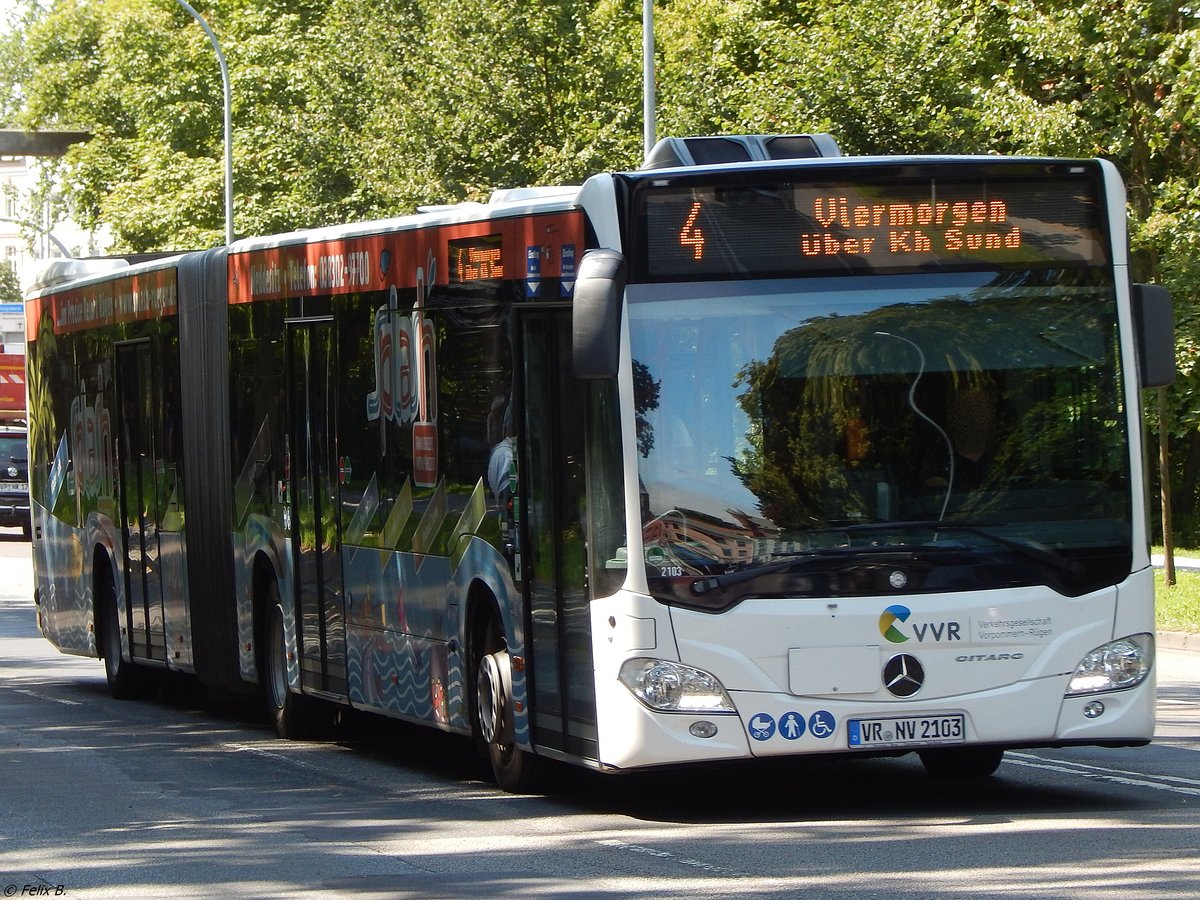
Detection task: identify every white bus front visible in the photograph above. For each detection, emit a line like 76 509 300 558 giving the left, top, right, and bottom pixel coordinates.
578 156 1173 777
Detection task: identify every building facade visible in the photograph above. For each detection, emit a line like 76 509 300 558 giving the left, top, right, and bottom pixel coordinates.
1 152 109 350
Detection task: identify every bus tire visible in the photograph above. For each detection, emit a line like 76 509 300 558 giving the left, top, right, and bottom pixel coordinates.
98 576 158 700
263 589 327 740
918 747 1005 778
474 610 542 793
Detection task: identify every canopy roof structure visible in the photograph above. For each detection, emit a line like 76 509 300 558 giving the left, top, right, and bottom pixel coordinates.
0 129 90 157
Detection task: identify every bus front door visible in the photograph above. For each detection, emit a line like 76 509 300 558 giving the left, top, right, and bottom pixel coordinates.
519 309 598 760
114 340 168 664
286 318 348 700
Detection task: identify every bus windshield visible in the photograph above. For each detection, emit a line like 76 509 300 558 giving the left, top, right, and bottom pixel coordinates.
628 270 1129 607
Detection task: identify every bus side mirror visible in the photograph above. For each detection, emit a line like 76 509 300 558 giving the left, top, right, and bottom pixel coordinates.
573 249 627 379
1131 283 1175 388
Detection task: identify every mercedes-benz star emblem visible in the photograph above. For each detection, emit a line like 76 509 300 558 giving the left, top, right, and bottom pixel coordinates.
883 654 925 697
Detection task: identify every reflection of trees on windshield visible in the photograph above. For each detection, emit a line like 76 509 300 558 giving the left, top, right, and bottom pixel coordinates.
632 360 661 458
730 291 1124 534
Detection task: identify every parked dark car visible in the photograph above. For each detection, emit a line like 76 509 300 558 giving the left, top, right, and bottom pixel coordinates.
0 425 30 539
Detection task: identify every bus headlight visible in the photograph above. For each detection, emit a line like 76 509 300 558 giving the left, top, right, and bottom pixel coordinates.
619 658 737 714
1065 634 1153 696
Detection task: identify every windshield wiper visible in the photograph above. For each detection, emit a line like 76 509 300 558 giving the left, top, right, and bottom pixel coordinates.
689 521 1085 598
840 520 1086 579
689 545 926 596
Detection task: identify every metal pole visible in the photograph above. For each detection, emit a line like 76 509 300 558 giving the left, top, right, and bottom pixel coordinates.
176 0 234 245
643 0 656 158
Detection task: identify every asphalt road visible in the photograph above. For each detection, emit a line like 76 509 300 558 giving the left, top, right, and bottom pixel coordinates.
1 531 1197 899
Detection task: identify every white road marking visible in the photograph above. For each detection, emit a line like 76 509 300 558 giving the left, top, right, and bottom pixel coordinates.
597 838 751 878
11 688 82 706
1007 751 1200 797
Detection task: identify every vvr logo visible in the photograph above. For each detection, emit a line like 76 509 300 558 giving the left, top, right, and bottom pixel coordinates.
878 604 962 643
879 605 911 643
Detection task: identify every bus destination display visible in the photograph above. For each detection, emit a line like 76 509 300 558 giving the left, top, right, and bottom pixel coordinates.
448 234 505 282
639 175 1108 279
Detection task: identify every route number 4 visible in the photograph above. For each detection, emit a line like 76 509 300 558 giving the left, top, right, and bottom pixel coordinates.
679 201 705 260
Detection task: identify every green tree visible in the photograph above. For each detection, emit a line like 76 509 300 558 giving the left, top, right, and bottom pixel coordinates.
332 0 643 211
0 263 21 304
4 0 646 244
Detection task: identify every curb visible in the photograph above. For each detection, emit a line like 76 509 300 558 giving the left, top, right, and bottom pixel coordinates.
1151 554 1200 569
1157 630 1200 653
1151 559 1199 651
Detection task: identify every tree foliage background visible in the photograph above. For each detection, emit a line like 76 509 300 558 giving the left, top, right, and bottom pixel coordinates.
0 262 20 304
2 0 1199 539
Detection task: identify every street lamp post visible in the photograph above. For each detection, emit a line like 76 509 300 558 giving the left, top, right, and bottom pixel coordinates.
643 0 656 158
176 0 234 245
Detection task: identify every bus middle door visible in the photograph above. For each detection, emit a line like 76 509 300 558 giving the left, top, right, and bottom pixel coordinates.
114 340 168 665
286 317 348 700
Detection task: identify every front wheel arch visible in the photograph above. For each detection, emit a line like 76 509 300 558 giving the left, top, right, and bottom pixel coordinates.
466 586 544 793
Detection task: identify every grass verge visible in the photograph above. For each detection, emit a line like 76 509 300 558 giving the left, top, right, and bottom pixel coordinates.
1153 547 1200 634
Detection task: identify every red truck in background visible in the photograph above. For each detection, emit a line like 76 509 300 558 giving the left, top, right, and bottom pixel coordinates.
0 352 29 538
0 353 25 419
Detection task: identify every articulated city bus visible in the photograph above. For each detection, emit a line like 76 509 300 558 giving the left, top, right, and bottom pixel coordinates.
27 136 1174 791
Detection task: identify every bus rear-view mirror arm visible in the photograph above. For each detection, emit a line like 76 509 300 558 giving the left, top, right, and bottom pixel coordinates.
573 249 627 379
1131 283 1175 389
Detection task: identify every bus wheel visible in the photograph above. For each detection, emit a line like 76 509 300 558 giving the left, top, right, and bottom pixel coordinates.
98 577 157 700
263 593 327 740
918 747 1005 778
475 613 542 793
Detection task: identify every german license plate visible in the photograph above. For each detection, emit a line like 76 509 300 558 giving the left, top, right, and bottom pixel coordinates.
0 482 26 494
847 713 965 749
